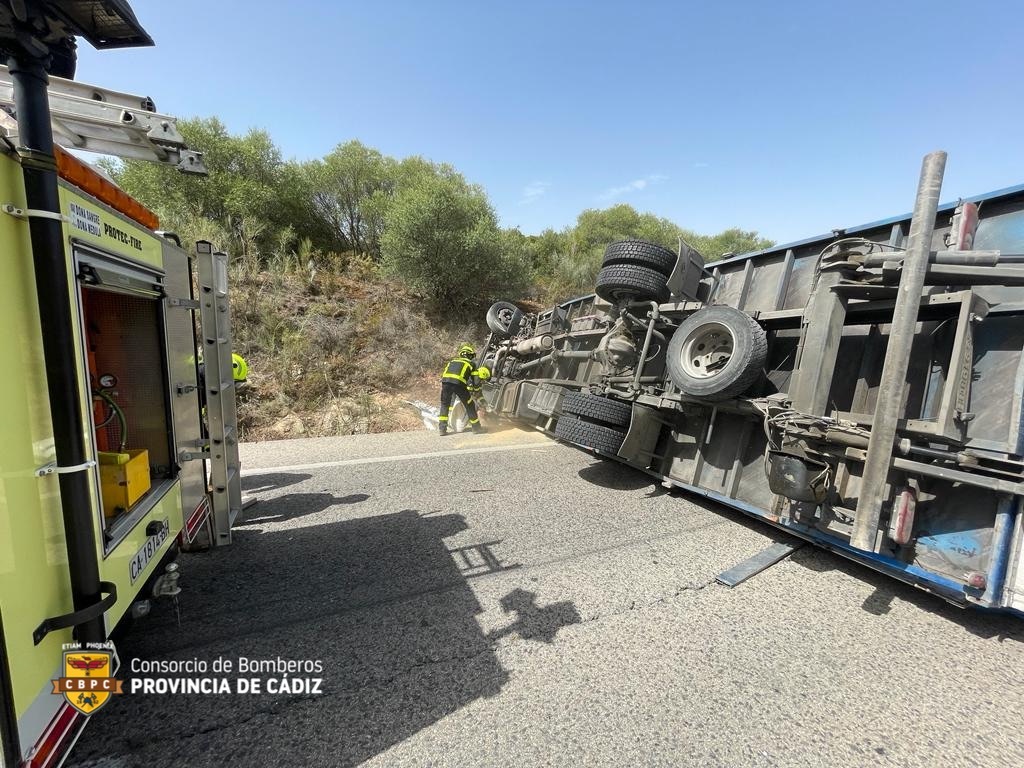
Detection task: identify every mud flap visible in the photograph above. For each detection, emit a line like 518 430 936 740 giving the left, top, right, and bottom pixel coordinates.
617 403 663 467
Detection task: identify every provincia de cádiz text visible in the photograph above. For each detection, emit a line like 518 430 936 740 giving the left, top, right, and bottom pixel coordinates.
128 656 324 695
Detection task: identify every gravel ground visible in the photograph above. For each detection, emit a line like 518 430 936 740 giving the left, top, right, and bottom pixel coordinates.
69 424 1024 768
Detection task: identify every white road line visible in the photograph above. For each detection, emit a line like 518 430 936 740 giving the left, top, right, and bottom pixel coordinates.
241 442 552 476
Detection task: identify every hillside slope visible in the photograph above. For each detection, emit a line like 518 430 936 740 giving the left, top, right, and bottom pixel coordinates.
230 266 481 440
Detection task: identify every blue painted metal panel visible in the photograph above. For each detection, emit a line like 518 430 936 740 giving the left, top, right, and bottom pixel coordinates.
658 475 998 609
707 182 1024 269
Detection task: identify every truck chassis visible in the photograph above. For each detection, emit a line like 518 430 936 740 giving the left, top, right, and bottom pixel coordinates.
481 153 1024 615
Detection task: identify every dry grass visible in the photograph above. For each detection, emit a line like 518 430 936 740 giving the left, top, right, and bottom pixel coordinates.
229 266 480 441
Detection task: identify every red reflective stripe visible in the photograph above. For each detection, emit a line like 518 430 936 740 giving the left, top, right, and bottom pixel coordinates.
26 703 82 768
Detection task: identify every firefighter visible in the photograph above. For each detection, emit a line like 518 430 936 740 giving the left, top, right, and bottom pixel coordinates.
198 353 248 402
468 364 491 410
198 352 249 437
230 352 249 384
439 344 485 436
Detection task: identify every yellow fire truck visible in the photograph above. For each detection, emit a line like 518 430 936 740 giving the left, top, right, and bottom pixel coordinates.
0 4 240 765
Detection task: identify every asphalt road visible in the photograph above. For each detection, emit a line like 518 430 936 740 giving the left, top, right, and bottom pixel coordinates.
70 425 1024 768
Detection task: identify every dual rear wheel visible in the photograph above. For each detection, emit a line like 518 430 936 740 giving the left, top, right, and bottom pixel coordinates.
554 391 631 455
595 239 676 304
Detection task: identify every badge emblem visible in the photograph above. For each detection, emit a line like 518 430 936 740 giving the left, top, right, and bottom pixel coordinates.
52 648 123 715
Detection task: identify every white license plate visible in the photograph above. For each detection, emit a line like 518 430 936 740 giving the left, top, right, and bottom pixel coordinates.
129 518 169 584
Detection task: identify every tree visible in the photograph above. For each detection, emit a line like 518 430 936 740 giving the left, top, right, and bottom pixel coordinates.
300 141 397 258
685 228 774 261
572 204 683 255
101 117 289 261
99 114 773 313
529 205 776 301
381 173 526 309
531 205 689 298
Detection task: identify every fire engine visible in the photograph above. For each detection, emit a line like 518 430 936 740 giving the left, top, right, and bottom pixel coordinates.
0 4 240 765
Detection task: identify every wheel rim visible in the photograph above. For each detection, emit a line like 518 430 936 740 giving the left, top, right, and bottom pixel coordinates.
496 307 515 328
679 322 734 379
608 287 645 303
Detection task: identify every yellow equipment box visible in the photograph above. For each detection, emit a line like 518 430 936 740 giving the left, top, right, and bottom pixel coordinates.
98 449 152 517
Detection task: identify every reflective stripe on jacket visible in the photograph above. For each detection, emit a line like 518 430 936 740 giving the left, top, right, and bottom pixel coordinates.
441 357 475 385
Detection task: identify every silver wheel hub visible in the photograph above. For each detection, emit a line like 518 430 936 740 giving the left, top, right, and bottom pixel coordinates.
679 322 734 379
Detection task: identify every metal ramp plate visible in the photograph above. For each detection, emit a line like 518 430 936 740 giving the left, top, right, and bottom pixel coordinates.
716 541 804 588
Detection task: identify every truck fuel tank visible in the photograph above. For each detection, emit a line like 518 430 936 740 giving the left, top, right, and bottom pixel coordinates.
513 335 554 356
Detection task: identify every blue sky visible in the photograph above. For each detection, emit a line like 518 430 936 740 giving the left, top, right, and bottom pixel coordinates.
77 1 1024 245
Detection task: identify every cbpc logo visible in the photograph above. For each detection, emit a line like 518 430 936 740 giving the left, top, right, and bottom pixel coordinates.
51 643 125 715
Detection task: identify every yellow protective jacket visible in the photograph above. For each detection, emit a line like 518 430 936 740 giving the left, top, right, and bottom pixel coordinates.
441 357 475 386
441 357 485 394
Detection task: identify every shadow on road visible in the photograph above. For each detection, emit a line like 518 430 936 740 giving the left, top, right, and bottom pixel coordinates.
575 456 1023 642
487 588 581 644
240 471 313 494
73 505 580 767
243 491 370 523
788 546 1023 642
577 459 667 497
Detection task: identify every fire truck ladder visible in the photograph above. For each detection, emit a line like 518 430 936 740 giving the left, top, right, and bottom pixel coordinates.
195 244 243 545
0 67 239 543
0 64 206 173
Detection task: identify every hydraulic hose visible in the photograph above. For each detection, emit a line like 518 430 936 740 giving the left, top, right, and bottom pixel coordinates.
93 390 128 452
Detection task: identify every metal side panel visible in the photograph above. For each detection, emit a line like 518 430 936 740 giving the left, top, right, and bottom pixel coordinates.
526 383 566 417
1007 508 1024 611
514 383 541 419
161 240 209 545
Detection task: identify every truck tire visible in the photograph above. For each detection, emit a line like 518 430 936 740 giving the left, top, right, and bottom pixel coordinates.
554 417 626 455
561 391 632 428
595 264 669 304
666 305 767 401
603 239 678 277
486 301 523 337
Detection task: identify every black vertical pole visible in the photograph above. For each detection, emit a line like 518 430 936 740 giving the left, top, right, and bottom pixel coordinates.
7 53 105 644
0 609 22 767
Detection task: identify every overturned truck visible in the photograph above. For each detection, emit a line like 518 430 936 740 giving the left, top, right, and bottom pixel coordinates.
481 152 1024 615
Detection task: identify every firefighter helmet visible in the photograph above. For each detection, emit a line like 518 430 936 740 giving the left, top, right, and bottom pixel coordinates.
475 366 491 381
458 343 476 359
231 353 249 382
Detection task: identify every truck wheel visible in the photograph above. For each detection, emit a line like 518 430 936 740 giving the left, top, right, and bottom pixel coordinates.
554 417 626 455
486 301 523 337
603 239 678 277
595 264 669 304
561 391 632 428
666 306 767 401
